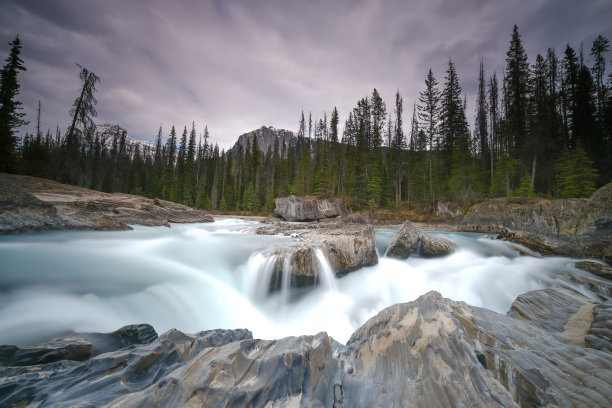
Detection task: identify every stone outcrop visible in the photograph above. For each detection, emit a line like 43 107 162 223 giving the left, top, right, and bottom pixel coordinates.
2 290 612 407
460 182 612 262
259 224 378 291
4 290 611 407
386 220 458 258
0 173 213 234
274 195 342 221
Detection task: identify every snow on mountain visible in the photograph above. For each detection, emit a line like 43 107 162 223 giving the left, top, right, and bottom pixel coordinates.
96 124 156 152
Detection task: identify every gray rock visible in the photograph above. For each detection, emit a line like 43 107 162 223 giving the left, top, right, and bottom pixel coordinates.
274 195 342 221
263 225 378 292
507 288 596 346
0 328 253 407
385 220 420 258
0 173 213 234
0 334 92 367
575 261 612 281
419 232 458 257
460 182 612 262
339 292 517 407
81 324 158 356
586 301 612 352
385 221 458 259
436 200 461 219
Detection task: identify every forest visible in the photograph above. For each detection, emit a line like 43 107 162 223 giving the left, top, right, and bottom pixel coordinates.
1 26 610 213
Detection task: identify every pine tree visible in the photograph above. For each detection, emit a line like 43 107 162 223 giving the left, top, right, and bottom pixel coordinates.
590 35 609 134
440 59 467 179
475 59 490 175
0 35 27 173
505 25 530 159
418 68 441 208
554 143 597 198
62 64 100 184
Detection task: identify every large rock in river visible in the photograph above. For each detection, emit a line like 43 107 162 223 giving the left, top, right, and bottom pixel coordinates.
260 224 378 291
386 220 458 258
0 173 213 233
274 195 342 221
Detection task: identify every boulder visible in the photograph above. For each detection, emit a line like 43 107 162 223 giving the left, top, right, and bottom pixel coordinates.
81 324 158 356
419 232 459 257
385 221 458 259
575 261 612 281
385 220 420 258
0 173 213 234
274 195 341 221
262 224 378 292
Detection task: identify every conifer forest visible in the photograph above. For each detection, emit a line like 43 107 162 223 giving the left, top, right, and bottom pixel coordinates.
1 26 611 213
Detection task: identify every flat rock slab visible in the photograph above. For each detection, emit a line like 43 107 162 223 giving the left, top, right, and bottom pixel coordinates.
0 173 213 234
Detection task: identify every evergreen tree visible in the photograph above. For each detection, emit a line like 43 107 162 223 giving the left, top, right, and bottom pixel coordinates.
505 25 530 165
590 35 609 133
418 68 441 208
554 143 597 198
475 59 490 175
0 35 27 173
63 64 100 184
440 59 467 178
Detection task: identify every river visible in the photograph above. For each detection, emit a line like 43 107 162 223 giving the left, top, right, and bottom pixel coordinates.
0 217 599 345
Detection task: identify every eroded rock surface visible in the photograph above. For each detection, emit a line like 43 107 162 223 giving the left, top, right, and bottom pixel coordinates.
2 292 612 407
259 224 378 291
274 195 342 221
0 173 213 234
460 182 612 262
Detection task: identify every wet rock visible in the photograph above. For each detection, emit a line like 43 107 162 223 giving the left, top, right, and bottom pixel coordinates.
0 328 253 408
507 288 596 346
0 334 92 367
419 232 458 257
0 173 213 234
263 224 378 291
113 332 336 407
385 221 458 259
81 324 158 356
586 301 612 352
575 261 612 281
274 195 342 221
385 220 420 258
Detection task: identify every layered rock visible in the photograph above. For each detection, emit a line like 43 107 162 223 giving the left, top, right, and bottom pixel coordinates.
386 220 458 258
274 195 342 221
2 291 612 407
460 182 612 262
0 173 213 234
260 224 378 291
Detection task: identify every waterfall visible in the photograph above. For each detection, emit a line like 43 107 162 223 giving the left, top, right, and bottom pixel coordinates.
0 218 603 345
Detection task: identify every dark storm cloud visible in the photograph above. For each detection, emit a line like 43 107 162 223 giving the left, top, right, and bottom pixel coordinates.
0 0 610 149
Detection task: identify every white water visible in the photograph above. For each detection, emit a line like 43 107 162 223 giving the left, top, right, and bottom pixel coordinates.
0 218 601 346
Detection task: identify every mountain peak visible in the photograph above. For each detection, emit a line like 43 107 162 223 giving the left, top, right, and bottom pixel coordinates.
231 126 296 156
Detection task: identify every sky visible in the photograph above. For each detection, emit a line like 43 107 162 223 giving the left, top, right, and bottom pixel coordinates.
1 0 611 150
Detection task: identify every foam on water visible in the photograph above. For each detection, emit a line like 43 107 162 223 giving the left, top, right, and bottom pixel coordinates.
0 218 598 345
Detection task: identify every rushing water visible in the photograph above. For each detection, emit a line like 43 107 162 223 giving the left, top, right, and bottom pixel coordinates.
0 218 600 345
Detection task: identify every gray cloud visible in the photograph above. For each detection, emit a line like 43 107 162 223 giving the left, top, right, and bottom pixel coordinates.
1 0 610 149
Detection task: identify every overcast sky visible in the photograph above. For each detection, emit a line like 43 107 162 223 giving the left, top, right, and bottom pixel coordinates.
1 0 610 150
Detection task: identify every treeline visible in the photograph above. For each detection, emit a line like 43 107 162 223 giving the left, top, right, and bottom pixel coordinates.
1 26 611 213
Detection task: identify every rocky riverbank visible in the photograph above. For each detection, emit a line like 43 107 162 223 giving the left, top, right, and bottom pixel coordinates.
1 287 610 407
0 173 213 233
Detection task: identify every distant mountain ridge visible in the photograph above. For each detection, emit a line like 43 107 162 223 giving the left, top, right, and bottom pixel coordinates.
230 126 296 156
96 123 156 152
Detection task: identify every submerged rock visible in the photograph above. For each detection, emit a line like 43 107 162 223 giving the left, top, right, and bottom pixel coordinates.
274 195 342 221
0 173 213 234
